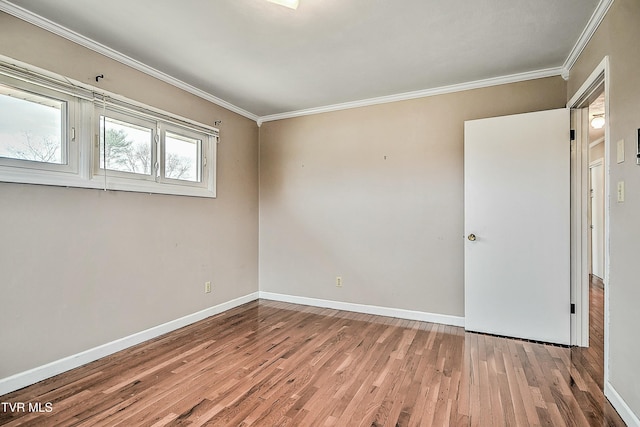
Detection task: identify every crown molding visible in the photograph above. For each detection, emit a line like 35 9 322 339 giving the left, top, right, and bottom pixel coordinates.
0 0 259 122
561 0 614 79
257 67 563 124
1 0 610 125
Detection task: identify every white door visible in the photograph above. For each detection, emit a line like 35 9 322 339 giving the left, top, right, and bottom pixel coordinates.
590 162 605 279
464 109 570 345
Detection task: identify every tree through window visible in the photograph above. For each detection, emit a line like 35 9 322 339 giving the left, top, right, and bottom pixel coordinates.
0 85 65 165
99 116 152 175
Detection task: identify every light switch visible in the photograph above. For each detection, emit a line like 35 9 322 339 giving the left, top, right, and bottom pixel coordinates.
617 140 625 163
617 181 625 203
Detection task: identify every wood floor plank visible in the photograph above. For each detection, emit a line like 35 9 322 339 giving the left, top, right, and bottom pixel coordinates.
0 280 626 426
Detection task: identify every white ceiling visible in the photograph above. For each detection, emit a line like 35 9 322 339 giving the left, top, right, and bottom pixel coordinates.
2 0 602 119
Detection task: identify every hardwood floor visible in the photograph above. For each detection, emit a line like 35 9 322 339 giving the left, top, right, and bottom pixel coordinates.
0 287 624 426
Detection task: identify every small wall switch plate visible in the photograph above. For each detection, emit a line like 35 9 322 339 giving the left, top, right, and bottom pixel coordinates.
617 181 625 203
205 281 212 293
336 276 342 287
617 139 625 163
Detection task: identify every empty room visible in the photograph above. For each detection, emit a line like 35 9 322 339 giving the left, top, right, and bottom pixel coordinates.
0 0 639 426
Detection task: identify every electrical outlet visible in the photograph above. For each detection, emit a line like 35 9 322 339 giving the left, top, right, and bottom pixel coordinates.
205 281 212 293
336 276 342 287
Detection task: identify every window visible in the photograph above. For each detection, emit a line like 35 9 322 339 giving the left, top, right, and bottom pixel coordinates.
164 130 201 182
0 86 64 165
93 101 216 195
0 76 80 177
0 59 218 197
100 115 153 176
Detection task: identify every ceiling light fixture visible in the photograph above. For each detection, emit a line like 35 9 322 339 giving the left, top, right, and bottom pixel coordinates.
591 114 605 129
266 0 299 9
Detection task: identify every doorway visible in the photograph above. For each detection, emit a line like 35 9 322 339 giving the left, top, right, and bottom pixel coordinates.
588 92 606 282
586 92 607 386
568 56 609 387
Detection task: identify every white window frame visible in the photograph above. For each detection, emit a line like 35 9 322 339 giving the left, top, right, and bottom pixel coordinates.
0 75 84 180
0 57 218 198
160 124 210 188
94 105 157 181
91 97 217 197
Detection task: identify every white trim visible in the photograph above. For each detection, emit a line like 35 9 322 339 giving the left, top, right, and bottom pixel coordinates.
0 292 259 396
258 67 563 124
0 54 221 136
259 291 465 327
0 0 612 124
567 56 628 426
589 136 605 149
561 0 614 78
605 382 640 427
567 56 640 427
569 107 590 347
602 57 612 410
0 166 216 198
0 291 467 395
567 56 610 354
0 57 219 198
567 57 609 108
0 0 259 123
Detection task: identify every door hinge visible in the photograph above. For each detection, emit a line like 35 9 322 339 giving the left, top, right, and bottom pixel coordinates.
570 129 576 141
570 303 576 314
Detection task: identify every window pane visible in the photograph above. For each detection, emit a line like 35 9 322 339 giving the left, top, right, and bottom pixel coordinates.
165 131 200 182
100 116 152 175
0 87 64 164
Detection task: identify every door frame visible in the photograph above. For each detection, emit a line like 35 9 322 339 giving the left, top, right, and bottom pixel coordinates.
569 106 590 346
567 56 610 380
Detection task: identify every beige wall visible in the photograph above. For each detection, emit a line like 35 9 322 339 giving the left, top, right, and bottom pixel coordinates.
259 77 566 317
0 13 259 378
6 4 638 421
568 0 640 419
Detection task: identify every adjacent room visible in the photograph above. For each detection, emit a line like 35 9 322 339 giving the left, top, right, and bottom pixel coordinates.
1 0 639 425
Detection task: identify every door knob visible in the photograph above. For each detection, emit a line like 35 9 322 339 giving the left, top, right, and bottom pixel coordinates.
468 233 477 241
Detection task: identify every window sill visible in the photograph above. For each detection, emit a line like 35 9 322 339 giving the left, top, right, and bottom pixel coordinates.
0 167 216 198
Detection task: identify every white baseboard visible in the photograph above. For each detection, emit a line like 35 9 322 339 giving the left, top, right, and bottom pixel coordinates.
258 291 465 327
0 292 259 396
605 382 640 427
1 291 464 396
5 289 635 425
